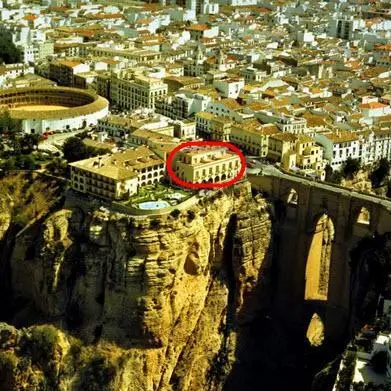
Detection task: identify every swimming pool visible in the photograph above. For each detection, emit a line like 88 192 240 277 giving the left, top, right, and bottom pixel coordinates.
138 201 170 210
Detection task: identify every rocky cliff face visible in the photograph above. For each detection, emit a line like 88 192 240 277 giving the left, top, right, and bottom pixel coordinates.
0 196 12 242
1 181 273 391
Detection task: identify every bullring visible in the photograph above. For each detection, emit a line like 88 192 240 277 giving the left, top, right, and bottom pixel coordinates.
0 86 109 133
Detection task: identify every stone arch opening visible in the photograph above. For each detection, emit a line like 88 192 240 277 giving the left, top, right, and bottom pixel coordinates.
304 213 335 301
287 188 298 206
356 206 371 225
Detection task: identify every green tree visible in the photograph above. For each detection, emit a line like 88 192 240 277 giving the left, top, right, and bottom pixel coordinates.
0 31 21 64
0 109 21 134
62 137 88 162
370 158 390 188
387 181 391 198
1 156 16 171
342 157 361 179
324 164 343 184
62 137 100 162
22 134 40 153
329 170 343 185
45 157 67 177
325 164 333 182
15 154 36 170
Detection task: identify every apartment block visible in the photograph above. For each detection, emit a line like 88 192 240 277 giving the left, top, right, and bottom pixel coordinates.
282 135 326 180
49 60 90 87
110 74 168 110
231 122 280 157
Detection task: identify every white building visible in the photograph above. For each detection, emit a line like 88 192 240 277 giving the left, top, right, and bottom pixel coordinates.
156 91 212 120
328 15 365 41
0 63 34 88
255 110 308 134
20 41 54 63
360 101 391 119
213 77 245 99
315 130 361 170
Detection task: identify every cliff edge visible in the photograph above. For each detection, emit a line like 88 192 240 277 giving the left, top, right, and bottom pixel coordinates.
1 181 273 391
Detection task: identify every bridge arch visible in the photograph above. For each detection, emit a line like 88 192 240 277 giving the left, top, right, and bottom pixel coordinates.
304 213 335 301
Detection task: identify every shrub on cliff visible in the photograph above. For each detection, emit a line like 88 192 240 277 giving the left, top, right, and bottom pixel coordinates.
187 210 196 220
22 325 59 366
0 351 18 391
170 209 181 218
78 355 117 391
335 350 356 391
370 158 390 188
150 218 160 228
325 164 343 185
342 158 361 179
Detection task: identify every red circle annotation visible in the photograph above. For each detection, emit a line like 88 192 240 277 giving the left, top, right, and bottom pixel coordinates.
166 141 246 189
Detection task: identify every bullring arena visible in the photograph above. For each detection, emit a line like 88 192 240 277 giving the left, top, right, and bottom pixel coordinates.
0 87 109 133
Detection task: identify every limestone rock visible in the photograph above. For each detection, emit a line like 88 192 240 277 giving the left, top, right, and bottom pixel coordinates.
306 313 325 347
6 181 272 390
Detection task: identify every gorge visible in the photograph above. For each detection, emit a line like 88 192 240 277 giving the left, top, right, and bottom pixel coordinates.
0 172 391 390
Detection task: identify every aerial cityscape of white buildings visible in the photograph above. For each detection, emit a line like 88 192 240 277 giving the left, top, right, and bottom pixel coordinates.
0 0 389 182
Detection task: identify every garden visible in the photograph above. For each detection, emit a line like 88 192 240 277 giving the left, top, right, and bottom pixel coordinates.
122 182 193 209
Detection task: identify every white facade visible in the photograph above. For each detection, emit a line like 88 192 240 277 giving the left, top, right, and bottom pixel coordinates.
20 41 54 63
213 78 245 99
215 0 256 6
22 104 109 134
328 16 365 41
110 74 168 110
315 132 361 170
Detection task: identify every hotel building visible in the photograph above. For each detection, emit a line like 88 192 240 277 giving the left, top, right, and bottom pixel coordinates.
173 146 242 184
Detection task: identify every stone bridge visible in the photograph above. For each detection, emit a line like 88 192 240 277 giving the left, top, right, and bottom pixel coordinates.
248 171 391 341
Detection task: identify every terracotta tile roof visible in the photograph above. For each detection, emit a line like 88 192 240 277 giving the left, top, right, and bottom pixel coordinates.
360 102 388 109
219 98 242 110
375 44 391 52
324 131 359 143
271 133 298 142
24 14 37 21
55 59 84 68
187 24 209 32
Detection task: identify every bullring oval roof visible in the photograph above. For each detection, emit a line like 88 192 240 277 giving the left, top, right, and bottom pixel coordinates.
0 86 109 120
